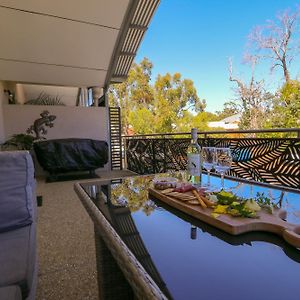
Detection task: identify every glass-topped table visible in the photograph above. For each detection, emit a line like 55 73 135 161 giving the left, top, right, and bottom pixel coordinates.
76 173 300 300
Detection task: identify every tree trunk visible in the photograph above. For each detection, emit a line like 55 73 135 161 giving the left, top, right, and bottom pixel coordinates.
282 59 291 83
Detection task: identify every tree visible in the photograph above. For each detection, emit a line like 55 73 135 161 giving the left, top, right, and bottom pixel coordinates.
109 58 154 134
128 108 155 134
175 111 214 132
109 58 206 134
153 73 206 133
192 112 216 131
227 7 300 133
228 57 271 130
263 80 300 129
249 8 300 83
215 101 240 120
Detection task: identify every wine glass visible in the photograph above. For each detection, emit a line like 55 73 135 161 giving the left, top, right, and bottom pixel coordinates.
215 148 232 190
201 147 216 188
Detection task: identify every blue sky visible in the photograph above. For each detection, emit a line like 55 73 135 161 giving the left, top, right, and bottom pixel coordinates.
135 0 300 112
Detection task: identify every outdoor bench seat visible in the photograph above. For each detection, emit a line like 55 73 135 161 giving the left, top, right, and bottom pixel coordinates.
0 286 22 300
0 225 36 299
0 151 37 300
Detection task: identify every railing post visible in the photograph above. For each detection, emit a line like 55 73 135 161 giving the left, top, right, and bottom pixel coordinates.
123 136 128 170
297 129 300 139
152 139 156 174
163 137 167 173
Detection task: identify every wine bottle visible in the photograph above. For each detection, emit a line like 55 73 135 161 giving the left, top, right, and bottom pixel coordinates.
187 128 202 185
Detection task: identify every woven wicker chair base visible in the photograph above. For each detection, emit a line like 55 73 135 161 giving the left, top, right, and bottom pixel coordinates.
94 227 135 299
74 183 167 300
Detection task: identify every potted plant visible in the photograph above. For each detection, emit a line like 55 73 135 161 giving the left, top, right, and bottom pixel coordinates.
1 134 36 151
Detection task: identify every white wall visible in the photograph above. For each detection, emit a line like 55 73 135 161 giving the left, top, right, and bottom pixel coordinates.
22 84 79 106
0 82 5 143
3 104 110 170
208 121 239 130
3 104 108 141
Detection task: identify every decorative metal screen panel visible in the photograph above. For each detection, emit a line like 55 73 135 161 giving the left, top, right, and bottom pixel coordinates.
125 138 300 189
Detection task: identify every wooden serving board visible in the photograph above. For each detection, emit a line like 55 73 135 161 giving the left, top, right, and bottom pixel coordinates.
148 188 300 249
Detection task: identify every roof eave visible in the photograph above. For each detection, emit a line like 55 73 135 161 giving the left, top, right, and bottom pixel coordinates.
104 0 160 89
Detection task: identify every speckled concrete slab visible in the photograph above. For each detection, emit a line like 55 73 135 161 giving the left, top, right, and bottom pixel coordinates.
36 170 136 300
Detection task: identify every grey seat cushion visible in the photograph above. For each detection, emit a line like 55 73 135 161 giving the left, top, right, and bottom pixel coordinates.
0 224 36 298
0 151 35 232
0 286 22 300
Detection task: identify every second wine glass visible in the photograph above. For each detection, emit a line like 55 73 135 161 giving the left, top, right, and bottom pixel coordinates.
215 148 232 190
202 147 216 188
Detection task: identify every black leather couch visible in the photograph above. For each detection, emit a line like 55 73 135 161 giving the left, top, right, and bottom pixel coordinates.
34 138 108 181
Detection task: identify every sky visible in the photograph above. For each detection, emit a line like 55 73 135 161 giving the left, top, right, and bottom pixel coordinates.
135 0 300 113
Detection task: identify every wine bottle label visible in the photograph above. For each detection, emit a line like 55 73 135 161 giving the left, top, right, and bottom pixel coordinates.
187 154 200 175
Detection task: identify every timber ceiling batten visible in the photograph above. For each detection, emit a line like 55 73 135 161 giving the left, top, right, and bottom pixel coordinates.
109 0 160 85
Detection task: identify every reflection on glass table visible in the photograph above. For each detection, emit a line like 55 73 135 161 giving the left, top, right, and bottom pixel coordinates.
81 173 300 300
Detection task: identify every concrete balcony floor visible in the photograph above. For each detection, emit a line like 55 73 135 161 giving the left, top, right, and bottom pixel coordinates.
36 169 136 300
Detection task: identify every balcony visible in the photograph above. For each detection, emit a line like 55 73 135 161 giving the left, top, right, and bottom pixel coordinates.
0 1 161 299
1 127 299 299
0 1 300 299
123 128 300 189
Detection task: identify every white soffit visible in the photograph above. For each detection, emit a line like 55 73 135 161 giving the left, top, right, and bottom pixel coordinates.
0 8 118 69
0 60 106 87
0 0 130 28
0 0 160 87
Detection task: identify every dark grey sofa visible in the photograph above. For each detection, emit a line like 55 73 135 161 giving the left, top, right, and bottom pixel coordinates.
0 151 37 300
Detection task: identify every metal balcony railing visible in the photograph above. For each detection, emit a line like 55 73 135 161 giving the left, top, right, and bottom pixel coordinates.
122 128 300 189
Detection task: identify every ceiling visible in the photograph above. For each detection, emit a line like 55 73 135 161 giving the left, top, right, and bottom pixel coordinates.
0 0 159 88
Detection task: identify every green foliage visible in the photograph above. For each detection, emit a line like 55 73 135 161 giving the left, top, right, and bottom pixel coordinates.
109 58 206 134
255 192 277 213
2 134 35 150
128 108 155 134
25 92 65 106
192 112 214 131
262 81 300 132
204 112 219 122
175 111 196 132
215 101 240 120
109 58 154 134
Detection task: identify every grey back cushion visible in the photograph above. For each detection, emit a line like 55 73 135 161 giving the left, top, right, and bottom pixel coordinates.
0 151 35 232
